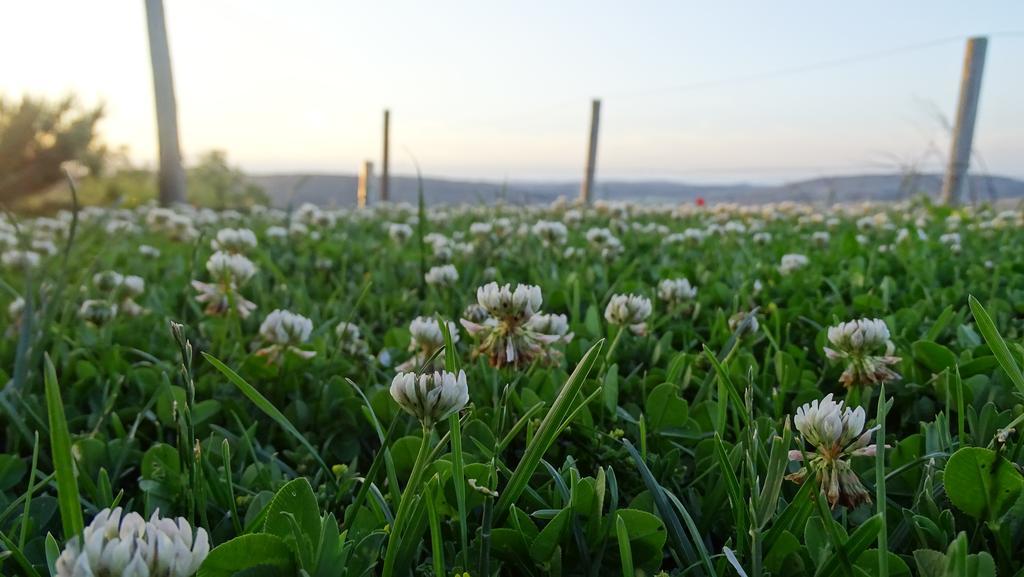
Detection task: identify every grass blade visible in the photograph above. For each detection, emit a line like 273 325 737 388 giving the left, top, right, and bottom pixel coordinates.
43 353 84 539
202 352 330 476
494 339 604 519
615 514 634 577
968 295 1024 393
621 439 700 573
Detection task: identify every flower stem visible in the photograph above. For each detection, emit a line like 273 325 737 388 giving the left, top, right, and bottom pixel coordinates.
604 325 625 366
382 426 433 577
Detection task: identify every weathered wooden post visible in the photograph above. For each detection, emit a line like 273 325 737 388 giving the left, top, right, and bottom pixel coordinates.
357 160 374 208
144 0 187 206
579 99 601 204
381 109 391 202
941 36 988 206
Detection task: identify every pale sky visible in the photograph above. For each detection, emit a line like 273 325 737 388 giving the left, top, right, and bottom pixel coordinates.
4 1 1024 183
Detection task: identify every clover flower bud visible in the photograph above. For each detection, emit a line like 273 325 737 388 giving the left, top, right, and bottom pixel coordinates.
390 369 469 428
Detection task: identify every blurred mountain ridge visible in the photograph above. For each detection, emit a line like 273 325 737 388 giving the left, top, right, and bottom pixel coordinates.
250 172 1024 207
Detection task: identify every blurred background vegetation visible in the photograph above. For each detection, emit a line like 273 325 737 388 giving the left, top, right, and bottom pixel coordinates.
0 93 267 214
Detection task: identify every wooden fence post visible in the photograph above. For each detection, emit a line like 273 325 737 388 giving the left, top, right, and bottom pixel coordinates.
357 160 373 208
381 109 391 202
941 36 988 206
144 0 187 206
579 99 601 204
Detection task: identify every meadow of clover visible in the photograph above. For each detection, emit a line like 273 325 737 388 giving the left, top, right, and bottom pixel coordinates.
2 195 1024 577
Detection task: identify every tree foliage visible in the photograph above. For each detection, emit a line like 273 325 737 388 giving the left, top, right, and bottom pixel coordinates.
188 150 268 208
0 94 107 204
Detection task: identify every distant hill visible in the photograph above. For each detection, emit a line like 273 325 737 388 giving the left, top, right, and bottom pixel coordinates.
249 172 1024 208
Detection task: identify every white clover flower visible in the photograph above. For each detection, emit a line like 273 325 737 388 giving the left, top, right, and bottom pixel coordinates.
585 227 619 250
462 284 570 368
167 213 199 242
532 220 568 247
682 228 706 244
410 316 459 349
211 227 258 253
256 309 316 363
398 316 459 371
598 236 624 261
752 232 772 245
2 249 41 271
6 297 25 338
8 297 24 321
787 394 880 508
205 251 256 284
476 282 542 321
335 321 369 357
824 318 901 387
469 222 493 238
265 226 288 240
390 369 469 428
939 232 962 253
811 231 831 246
191 281 257 319
121 275 145 298
193 252 257 319
778 253 809 275
524 313 574 344
657 278 698 305
105 219 139 235
79 299 118 326
31 238 58 256
462 303 489 324
425 264 459 287
388 222 414 243
729 310 760 336
92 274 147 317
604 294 652 336
55 507 209 577
492 217 513 238
139 244 161 258
93 271 125 293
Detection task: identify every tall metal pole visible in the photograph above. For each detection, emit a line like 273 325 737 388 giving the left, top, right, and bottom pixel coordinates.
144 0 187 206
357 160 373 208
381 109 391 202
579 99 601 204
941 36 987 206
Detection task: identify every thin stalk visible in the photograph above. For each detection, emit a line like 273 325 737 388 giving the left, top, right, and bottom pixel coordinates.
875 384 889 577
604 325 625 367
382 426 433 577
